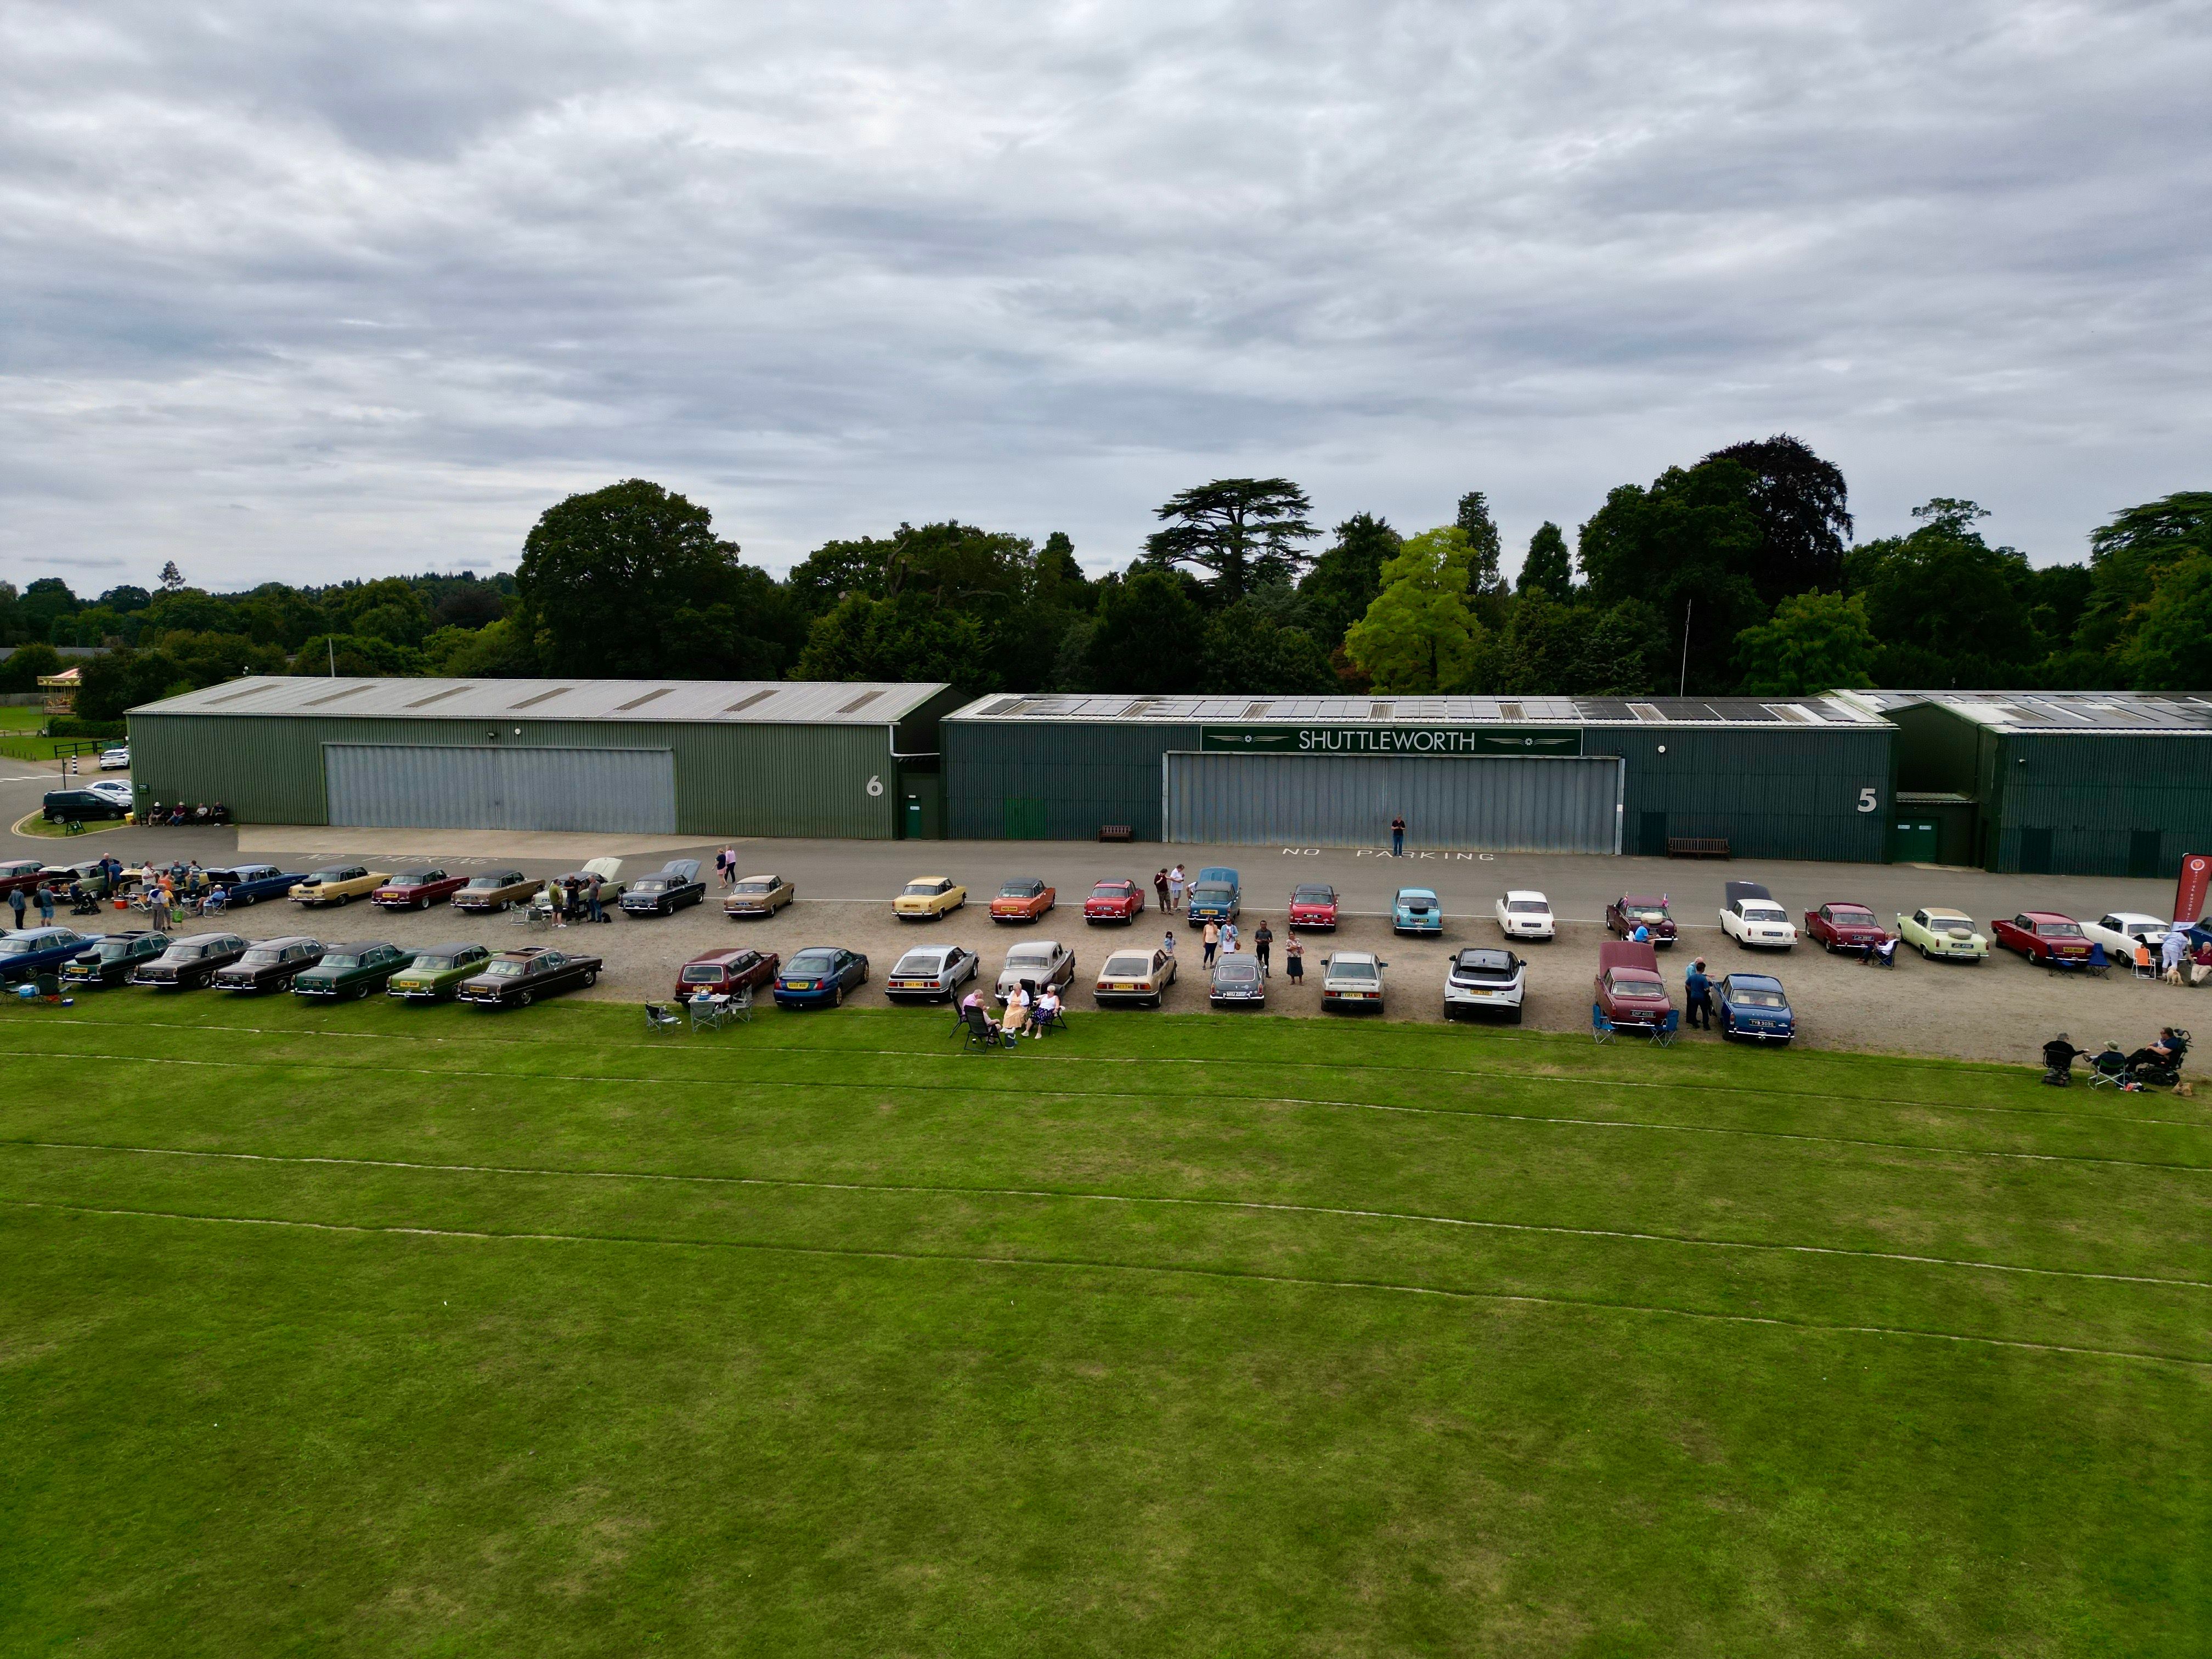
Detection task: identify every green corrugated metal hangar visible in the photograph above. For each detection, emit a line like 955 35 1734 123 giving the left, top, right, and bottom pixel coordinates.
127 678 962 839
1836 690 2212 877
944 693 1899 862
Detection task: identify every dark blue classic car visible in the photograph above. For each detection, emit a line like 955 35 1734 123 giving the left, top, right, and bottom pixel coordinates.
0 927 103 983
1717 973 1795 1044
204 865 307 906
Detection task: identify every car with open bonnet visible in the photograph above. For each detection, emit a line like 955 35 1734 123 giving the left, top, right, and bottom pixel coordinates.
388 943 498 1002
883 944 978 1002
457 946 603 1009
725 873 795 917
1444 946 1526 1023
1593 940 1672 1029
1604 894 1677 946
1184 868 1241 924
1894 906 1988 961
535 857 626 916
772 946 868 1008
1288 883 1340 930
131 932 251 990
622 859 706 917
1805 901 1888 953
373 867 470 911
212 936 325 994
1993 911 2093 967
291 941 419 1000
61 929 167 988
894 876 966 921
1320 950 1387 1011
1493 890 1554 940
1392 888 1443 935
288 866 390 909
990 878 1056 923
1720 882 1797 949
1083 879 1146 924
1093 945 1176 1007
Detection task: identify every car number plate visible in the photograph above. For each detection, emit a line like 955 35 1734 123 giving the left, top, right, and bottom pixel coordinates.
1112 981 1136 990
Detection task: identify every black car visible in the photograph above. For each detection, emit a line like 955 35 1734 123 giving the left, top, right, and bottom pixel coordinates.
455 946 602 1009
211 935 326 994
129 932 252 990
62 929 169 988
1208 951 1266 1008
621 859 706 917
43 788 128 823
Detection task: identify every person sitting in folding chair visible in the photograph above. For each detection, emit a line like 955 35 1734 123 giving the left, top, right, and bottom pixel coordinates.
2086 1041 2131 1090
958 1000 1005 1051
2040 1033 2082 1087
1032 984 1067 1037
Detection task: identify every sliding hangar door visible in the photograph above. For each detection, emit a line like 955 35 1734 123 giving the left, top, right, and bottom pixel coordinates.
1164 751 1621 852
324 744 678 834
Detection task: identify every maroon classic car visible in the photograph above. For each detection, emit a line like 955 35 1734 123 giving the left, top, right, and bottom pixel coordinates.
372 867 471 910
1805 902 1889 952
1992 911 2094 967
674 946 781 1002
1604 894 1678 947
1594 940 1673 1028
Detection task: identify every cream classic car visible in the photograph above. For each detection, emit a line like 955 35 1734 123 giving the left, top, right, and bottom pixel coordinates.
893 875 967 921
1894 906 1988 962
287 866 391 907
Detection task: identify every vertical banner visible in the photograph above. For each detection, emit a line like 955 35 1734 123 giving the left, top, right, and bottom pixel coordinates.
2175 853 2211 926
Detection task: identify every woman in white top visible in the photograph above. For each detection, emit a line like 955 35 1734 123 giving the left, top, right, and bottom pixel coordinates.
1033 986 1060 1037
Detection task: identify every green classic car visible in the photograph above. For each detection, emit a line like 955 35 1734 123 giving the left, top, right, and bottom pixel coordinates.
291 940 419 1000
1895 906 1989 962
387 942 495 1002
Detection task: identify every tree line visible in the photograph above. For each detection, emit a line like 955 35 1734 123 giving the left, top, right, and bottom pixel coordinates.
5 441 2205 722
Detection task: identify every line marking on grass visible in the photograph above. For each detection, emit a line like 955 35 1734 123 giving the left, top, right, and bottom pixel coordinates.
15 1136 2208 1292
7 1050 2207 1173
8 1197 2207 1371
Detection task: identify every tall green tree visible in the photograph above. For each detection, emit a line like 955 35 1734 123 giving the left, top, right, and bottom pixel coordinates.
1342 528 1485 693
1731 591 1878 695
2071 490 2212 675
1200 596 1339 695
2123 555 2212 692
1515 522 1573 601
1142 478 1318 601
1454 492 1505 596
1083 571 1209 693
1577 462 1767 694
1702 435 1852 602
793 592 995 689
1847 500 2039 688
1297 514 1401 647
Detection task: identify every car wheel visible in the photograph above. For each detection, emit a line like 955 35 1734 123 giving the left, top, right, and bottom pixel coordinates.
514 989 532 1007
276 975 292 993
1507 1007 1523 1025
831 985 843 1008
241 892 256 906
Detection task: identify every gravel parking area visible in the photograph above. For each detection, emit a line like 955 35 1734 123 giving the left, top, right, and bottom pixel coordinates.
69 889 2205 1065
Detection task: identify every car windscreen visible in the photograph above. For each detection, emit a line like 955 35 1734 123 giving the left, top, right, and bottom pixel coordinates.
464 875 507 888
1454 952 1513 977
1292 887 1333 902
1830 906 1875 922
787 951 837 972
1730 987 1788 1008
1191 885 1232 902
240 947 286 964
98 939 142 958
681 964 730 983
1929 913 1974 929
1742 904 1788 921
318 955 360 969
733 881 777 893
0 939 39 955
901 883 944 896
481 961 526 977
1331 961 1378 980
2036 922 2084 937
1103 955 1152 976
412 955 458 972
1507 899 1547 912
1626 904 1668 920
893 953 945 976
1606 971 1662 994
1091 884 1130 897
1215 958 1260 981
632 878 669 891
394 872 437 884
1006 948 1054 967
999 882 1040 897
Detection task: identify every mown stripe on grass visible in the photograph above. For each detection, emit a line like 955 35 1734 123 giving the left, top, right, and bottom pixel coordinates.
7 1049 2207 1172
10 1197 2208 1371
16 1136 2209 1291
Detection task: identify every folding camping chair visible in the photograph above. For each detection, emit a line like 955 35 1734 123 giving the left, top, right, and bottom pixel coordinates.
644 1003 684 1037
958 1003 1007 1052
2086 1047 2130 1090
1649 1008 1680 1047
1591 1003 1615 1045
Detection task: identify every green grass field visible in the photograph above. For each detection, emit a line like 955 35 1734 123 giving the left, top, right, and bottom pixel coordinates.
2 998 2205 1654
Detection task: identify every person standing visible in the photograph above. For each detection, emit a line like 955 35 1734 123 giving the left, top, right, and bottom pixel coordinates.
1253 920 1274 977
1161 929 1176 962
1153 869 1171 912
1168 864 1187 912
1222 920 1238 955
9 886 26 930
1201 921 1219 967
1285 936 1304 986
35 883 56 925
1390 815 1406 857
1685 957 1713 1030
586 871 605 924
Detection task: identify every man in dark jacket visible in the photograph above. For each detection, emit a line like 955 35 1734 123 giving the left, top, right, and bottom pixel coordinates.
1684 958 1713 1029
2041 1033 2083 1086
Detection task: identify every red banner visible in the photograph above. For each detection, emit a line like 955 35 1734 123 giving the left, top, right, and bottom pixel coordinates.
2176 853 2211 926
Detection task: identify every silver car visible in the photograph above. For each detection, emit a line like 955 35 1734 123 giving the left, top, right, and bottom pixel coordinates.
1320 950 1387 1012
885 944 980 1002
995 939 1075 1000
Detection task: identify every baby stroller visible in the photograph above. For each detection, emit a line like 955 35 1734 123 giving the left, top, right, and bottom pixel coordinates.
67 883 100 917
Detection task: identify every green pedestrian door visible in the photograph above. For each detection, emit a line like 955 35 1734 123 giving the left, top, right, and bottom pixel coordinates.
1893 820 1938 863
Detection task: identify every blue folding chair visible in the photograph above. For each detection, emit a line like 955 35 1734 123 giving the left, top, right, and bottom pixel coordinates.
1591 1002 1615 1045
1649 1008 1679 1047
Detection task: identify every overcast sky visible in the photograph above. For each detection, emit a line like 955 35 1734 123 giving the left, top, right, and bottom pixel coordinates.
3 1 2208 596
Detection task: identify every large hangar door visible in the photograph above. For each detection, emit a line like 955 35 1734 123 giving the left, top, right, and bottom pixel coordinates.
1165 752 1621 852
324 745 676 833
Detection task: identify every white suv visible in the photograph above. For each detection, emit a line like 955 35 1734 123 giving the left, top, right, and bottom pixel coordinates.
1494 890 1555 940
1719 880 1797 949
1444 947 1526 1023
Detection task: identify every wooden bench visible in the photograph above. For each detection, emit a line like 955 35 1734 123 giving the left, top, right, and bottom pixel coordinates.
1666 837 1731 860
1098 824 1134 843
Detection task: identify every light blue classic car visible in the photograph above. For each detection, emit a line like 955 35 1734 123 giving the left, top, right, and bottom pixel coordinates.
1717 973 1795 1044
1185 868 1241 924
1392 887 1443 935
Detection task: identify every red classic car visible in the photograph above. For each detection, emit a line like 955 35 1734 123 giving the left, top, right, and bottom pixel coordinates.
1594 940 1673 1028
1805 901 1888 952
674 946 781 1002
1605 894 1678 946
1992 911 2094 966
373 867 471 910
1288 882 1340 930
1083 879 1146 923
990 878 1056 922
0 858 50 900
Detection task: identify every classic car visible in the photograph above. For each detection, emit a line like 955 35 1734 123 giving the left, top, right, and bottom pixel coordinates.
884 944 979 1002
1320 950 1387 1011
535 857 626 915
1209 951 1266 1008
38 859 116 900
1717 973 1795 1043
98 746 130 770
1288 883 1340 930
2080 911 2172 962
1392 887 1443 935
130 932 251 990
990 878 1056 923
725 873 796 917
288 866 390 907
1993 911 2094 967
452 870 539 912
372 867 470 910
456 946 603 1009
1720 881 1798 949
291 941 420 1000
0 926 101 983
1605 894 1678 946
1494 890 1554 940
1185 868 1241 924
0 859 51 899
211 936 326 994
893 876 967 920
200 865 304 906
1083 879 1146 924
1895 906 1989 961
61 929 168 987
1593 940 1672 1029
995 939 1076 1000
1093 946 1177 1007
772 946 869 1008
1805 902 1888 953
674 946 782 1002
622 859 706 917
41 789 128 822
1444 946 1526 1023
388 943 498 1002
